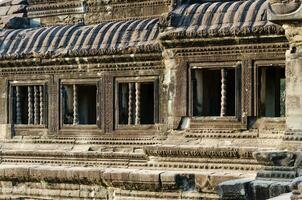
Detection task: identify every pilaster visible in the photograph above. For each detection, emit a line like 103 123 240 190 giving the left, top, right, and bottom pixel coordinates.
269 2 302 149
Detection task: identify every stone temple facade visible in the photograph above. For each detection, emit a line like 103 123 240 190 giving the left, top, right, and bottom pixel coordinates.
0 0 300 199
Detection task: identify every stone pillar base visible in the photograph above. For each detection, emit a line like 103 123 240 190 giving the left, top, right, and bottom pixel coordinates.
0 124 11 139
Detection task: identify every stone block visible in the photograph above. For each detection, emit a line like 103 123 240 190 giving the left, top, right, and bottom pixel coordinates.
196 173 241 193
103 169 130 188
160 172 178 190
0 6 9 16
2 15 29 29
0 181 12 194
269 182 291 198
7 4 26 14
128 170 162 191
102 168 114 187
291 176 302 190
0 124 11 139
59 187 80 198
12 0 27 5
175 173 195 191
71 167 103 184
195 174 209 192
217 178 254 200
30 166 62 182
4 166 29 181
252 180 273 200
267 192 292 200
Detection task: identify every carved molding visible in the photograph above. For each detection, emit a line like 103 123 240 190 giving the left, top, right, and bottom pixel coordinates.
144 146 255 159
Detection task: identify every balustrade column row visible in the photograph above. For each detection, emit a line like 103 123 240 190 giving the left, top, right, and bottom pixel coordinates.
15 85 44 125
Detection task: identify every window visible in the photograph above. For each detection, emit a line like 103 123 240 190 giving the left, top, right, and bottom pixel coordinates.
116 78 158 127
11 84 47 125
257 66 285 117
61 84 97 125
190 65 240 117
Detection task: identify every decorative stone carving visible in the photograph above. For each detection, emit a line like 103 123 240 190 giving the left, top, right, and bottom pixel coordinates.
253 150 296 167
269 0 301 15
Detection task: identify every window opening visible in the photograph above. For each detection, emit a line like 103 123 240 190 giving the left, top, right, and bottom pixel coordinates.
62 84 97 125
12 85 46 125
258 66 285 117
118 82 155 125
192 68 236 117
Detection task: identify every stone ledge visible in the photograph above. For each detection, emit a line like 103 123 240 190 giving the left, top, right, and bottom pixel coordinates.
0 165 251 192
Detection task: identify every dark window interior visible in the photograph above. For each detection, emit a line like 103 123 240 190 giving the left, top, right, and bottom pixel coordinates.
140 83 154 124
192 68 236 116
13 86 28 124
62 85 97 125
118 82 155 125
78 85 97 124
118 83 130 125
258 66 285 117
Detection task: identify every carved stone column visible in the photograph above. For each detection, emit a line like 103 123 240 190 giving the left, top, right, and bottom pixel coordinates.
34 86 39 125
39 86 43 125
135 82 141 125
268 2 302 149
73 84 79 125
28 86 33 125
15 86 22 124
128 83 134 125
220 69 227 117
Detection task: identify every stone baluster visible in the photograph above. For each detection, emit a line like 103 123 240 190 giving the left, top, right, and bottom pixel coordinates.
73 84 79 125
15 86 22 124
220 69 227 117
34 86 39 125
28 86 33 124
39 85 43 125
128 83 134 125
135 82 141 125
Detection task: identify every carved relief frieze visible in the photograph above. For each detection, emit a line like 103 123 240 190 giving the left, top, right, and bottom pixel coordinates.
27 1 85 18
172 43 289 58
85 0 171 24
144 146 255 159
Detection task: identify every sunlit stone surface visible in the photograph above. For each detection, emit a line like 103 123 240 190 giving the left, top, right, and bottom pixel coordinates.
0 0 299 199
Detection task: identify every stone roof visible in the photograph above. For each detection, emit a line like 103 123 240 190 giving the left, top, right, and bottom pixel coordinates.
161 0 284 39
0 0 286 60
0 17 160 59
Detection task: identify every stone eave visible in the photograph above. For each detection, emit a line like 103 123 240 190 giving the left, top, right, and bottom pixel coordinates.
0 51 163 68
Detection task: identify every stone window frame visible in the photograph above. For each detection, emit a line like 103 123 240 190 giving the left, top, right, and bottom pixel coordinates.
114 76 159 130
59 79 101 131
188 62 242 121
253 60 286 119
9 80 48 129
